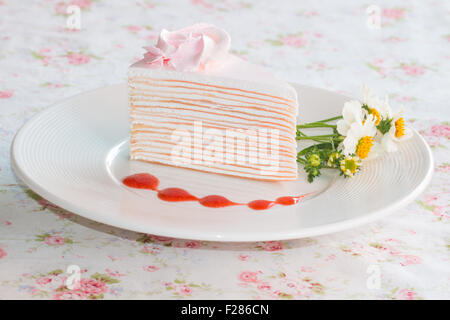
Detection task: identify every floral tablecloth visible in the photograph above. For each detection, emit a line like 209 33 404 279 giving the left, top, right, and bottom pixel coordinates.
0 0 449 300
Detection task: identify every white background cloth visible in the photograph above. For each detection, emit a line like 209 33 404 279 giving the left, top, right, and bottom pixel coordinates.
0 0 448 299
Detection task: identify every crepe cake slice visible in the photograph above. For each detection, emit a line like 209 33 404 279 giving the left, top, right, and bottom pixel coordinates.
128 24 299 181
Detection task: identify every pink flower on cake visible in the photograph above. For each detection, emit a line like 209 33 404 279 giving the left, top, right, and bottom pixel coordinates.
282 35 307 48
142 24 230 71
0 248 6 259
239 271 259 283
44 235 66 246
0 90 13 98
67 53 90 65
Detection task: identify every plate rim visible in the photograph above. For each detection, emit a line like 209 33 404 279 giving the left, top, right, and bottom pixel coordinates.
10 83 434 242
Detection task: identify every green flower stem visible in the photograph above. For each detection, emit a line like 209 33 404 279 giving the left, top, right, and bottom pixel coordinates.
297 123 337 129
316 116 343 123
297 142 333 156
298 116 343 128
297 138 333 144
296 134 337 140
296 130 307 137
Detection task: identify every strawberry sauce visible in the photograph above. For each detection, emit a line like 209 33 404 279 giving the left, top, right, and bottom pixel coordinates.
157 188 198 202
122 173 309 211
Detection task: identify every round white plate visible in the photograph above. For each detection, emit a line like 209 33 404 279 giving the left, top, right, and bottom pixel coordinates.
11 84 433 241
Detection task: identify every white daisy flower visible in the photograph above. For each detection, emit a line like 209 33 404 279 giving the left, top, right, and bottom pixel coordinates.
361 84 392 126
340 115 378 160
380 108 413 152
336 100 364 136
362 84 377 108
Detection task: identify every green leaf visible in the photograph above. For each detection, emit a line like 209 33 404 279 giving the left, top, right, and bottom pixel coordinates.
26 189 42 201
88 293 104 299
362 104 371 113
35 233 50 242
136 234 152 244
91 273 119 284
297 143 332 157
265 39 283 46
366 62 381 72
278 292 293 299
416 200 434 212
31 51 45 60
48 269 64 276
377 118 393 134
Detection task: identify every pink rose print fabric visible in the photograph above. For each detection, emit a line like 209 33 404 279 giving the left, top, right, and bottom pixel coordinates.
0 0 448 299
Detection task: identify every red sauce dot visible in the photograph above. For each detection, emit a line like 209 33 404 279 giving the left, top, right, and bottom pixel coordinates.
123 173 159 190
199 195 239 208
248 200 275 210
157 188 198 202
276 196 301 206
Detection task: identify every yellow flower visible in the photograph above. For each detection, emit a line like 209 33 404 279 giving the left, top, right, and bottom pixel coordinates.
394 117 405 138
369 108 381 125
341 115 378 160
362 84 392 124
340 156 361 178
308 154 321 167
356 136 375 159
380 111 413 153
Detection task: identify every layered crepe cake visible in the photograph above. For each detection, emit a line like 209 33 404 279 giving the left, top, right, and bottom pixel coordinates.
128 24 299 180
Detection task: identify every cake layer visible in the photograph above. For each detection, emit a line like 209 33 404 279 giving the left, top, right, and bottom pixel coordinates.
129 58 298 107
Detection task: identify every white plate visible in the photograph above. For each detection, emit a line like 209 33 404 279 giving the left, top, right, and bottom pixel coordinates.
11 84 433 241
